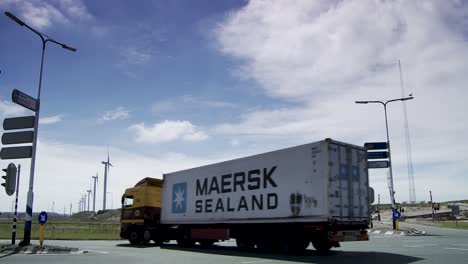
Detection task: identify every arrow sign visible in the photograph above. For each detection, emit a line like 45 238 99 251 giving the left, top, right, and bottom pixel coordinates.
364 142 388 150
3 116 35 130
0 146 33 160
38 211 48 225
2 131 34 145
367 151 389 159
12 89 38 112
368 160 390 169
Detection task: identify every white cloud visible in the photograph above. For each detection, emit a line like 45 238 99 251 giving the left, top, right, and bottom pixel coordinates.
1 0 92 30
98 106 130 123
214 0 468 203
40 115 63 125
122 47 152 65
0 100 27 116
216 0 468 101
129 120 209 144
151 95 237 113
0 140 219 212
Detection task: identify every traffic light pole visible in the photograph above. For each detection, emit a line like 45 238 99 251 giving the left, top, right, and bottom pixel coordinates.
5 11 76 246
11 165 20 245
20 40 45 246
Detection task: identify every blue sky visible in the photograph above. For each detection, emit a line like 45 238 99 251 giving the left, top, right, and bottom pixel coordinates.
1 0 467 213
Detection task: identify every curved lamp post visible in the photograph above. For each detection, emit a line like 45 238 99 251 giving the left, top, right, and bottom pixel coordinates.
5 11 76 246
355 96 413 230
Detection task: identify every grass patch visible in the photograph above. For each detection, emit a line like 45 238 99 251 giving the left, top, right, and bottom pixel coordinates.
0 220 121 240
432 221 468 230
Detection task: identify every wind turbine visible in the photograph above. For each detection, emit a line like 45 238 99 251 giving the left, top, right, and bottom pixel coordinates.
92 172 98 212
87 189 92 212
102 147 113 211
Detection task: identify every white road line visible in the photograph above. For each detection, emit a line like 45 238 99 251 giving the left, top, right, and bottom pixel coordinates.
241 260 271 264
444 247 468 251
384 231 393 235
23 246 34 254
373 230 381 234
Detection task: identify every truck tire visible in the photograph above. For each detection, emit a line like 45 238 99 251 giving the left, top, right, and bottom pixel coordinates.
285 239 309 254
141 230 151 245
199 240 216 247
129 231 141 245
312 239 332 253
236 238 255 251
177 232 195 248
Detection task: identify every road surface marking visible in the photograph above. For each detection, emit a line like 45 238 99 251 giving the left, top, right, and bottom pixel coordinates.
384 231 393 235
241 260 271 264
444 247 468 251
373 230 381 234
23 246 34 254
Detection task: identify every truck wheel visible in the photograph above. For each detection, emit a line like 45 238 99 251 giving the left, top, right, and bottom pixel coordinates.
129 231 141 245
177 233 195 248
312 239 332 253
256 240 278 252
199 240 216 247
236 238 255 251
285 239 309 254
141 230 151 245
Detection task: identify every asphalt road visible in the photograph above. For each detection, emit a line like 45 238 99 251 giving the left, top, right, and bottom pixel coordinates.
2 223 467 264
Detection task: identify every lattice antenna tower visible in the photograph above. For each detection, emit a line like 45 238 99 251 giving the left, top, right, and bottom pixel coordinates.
399 60 416 203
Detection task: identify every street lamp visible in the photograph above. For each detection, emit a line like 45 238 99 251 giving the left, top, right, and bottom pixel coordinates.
355 96 414 230
5 11 76 246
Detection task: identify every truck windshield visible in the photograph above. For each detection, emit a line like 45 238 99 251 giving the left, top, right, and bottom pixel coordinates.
123 196 134 208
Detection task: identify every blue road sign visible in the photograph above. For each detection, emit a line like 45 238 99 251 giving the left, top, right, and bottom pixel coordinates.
367 151 389 159
392 208 401 220
38 211 48 225
364 142 388 150
368 160 390 169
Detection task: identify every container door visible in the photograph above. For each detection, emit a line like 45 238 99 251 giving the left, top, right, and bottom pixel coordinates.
327 142 369 221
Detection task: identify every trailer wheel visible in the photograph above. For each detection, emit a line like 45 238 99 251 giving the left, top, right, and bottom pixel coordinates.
285 239 309 254
177 232 194 248
141 230 151 245
236 238 255 251
199 240 216 247
129 231 141 245
312 238 332 253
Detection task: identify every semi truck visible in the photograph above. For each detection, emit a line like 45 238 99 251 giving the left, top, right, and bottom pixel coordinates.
120 139 373 253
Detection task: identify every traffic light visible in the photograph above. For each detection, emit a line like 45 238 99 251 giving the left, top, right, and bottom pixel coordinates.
2 163 17 196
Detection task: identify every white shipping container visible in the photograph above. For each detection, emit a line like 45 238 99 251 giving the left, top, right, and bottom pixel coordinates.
161 139 369 224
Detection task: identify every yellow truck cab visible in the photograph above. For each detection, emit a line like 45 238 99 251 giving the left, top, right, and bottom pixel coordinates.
120 177 163 244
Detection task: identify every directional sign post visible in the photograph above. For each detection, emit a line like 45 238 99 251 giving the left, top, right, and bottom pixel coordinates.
2 131 34 145
0 146 33 160
3 116 35 130
12 89 38 112
368 160 390 169
364 142 388 150
38 211 48 246
367 151 389 159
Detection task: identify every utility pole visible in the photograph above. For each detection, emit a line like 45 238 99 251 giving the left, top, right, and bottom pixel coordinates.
377 194 381 221
430 190 435 220
356 96 414 230
5 11 76 246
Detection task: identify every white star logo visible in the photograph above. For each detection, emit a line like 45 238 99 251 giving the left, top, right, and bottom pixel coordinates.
174 187 185 209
